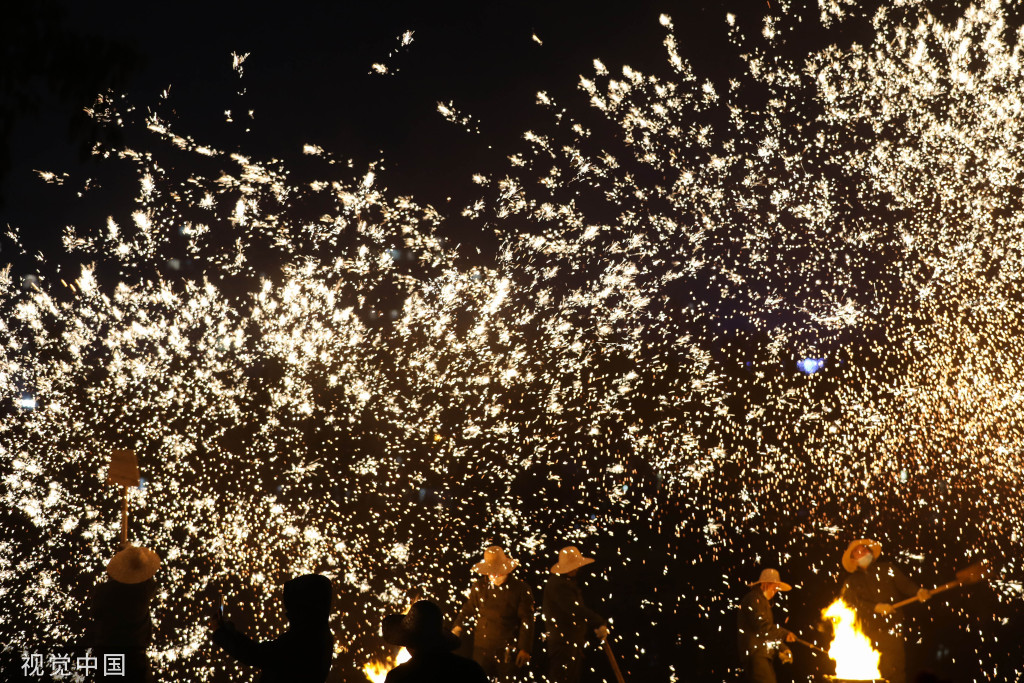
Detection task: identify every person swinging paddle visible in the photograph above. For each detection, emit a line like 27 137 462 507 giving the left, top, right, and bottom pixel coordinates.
840 539 929 683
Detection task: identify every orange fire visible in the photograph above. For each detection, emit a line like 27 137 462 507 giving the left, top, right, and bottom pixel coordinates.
362 647 411 683
823 598 881 680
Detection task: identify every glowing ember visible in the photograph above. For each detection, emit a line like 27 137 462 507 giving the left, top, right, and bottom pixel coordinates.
823 598 881 681
363 647 411 683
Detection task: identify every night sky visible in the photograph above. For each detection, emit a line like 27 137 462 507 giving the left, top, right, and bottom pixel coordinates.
4 0 779 264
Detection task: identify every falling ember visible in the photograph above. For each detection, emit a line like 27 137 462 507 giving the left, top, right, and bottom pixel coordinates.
823 598 881 681
362 647 411 683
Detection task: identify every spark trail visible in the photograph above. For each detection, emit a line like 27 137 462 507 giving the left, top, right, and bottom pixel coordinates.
2 1 1024 680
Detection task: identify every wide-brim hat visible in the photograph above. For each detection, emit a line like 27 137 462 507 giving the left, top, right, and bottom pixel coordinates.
473 545 518 576
382 600 460 651
106 544 160 584
551 546 595 575
748 568 791 591
842 538 882 573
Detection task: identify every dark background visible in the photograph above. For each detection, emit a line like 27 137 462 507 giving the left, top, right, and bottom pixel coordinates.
1 0 816 269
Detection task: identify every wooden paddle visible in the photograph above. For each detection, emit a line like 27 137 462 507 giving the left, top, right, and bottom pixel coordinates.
602 636 626 683
107 449 140 547
892 560 990 609
792 636 828 656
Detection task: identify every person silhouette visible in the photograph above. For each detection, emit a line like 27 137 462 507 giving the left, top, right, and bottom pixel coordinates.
453 546 535 678
210 573 334 682
381 600 488 682
542 546 608 683
840 539 930 683
93 543 160 682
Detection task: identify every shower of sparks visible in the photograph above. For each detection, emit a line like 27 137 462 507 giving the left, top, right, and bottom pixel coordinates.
3 0 1024 680
437 101 481 135
370 30 416 76
231 52 250 76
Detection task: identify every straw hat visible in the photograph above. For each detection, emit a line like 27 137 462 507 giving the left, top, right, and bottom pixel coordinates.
748 568 791 591
106 544 160 584
472 546 518 576
382 600 460 651
550 546 595 575
842 538 882 573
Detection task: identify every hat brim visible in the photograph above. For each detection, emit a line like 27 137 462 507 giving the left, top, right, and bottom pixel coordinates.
748 579 792 591
382 613 460 651
550 556 595 575
106 545 160 584
842 539 882 573
473 559 518 575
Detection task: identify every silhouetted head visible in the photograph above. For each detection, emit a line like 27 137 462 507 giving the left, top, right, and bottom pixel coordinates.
284 574 332 626
382 600 460 652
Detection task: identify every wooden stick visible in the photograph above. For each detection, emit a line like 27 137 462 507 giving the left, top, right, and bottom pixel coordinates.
602 638 626 683
792 637 828 656
121 485 129 546
892 580 956 608
892 561 989 609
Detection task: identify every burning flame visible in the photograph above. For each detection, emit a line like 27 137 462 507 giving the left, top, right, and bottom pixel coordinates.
823 598 881 680
363 647 411 683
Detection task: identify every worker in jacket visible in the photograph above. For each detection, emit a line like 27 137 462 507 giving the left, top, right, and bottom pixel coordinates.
737 568 796 683
453 546 535 678
93 544 161 682
840 539 930 683
542 546 608 683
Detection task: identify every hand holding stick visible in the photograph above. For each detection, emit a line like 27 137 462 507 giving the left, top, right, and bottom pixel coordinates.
891 560 990 609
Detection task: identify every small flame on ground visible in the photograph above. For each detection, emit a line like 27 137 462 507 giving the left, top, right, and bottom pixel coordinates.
362 651 409 679
364 602 414 682
823 598 881 680
363 647 411 683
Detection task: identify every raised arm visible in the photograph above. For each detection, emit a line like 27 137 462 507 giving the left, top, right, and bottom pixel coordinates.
211 623 287 669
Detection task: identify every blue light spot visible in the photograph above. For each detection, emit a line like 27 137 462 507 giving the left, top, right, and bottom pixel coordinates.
797 358 825 375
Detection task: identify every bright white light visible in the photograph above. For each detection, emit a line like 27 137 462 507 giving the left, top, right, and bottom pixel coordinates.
797 358 825 375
